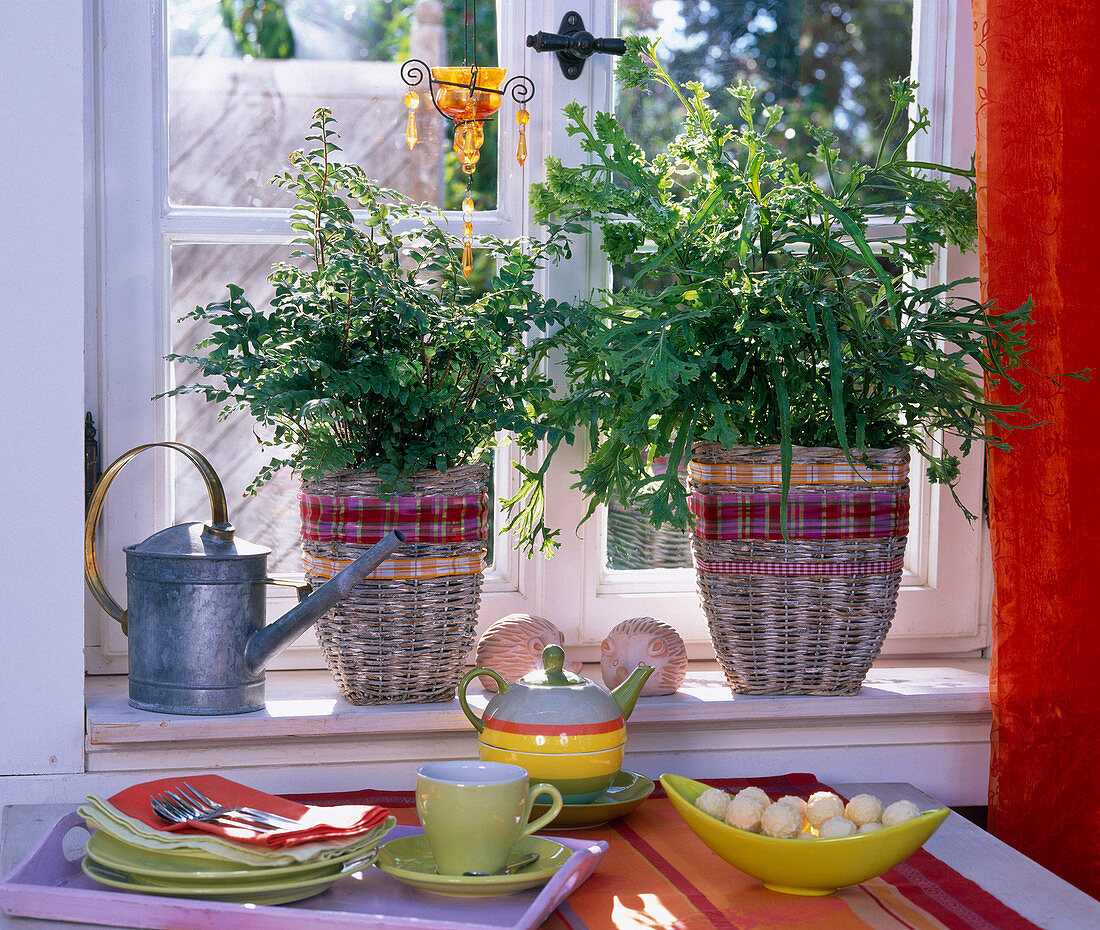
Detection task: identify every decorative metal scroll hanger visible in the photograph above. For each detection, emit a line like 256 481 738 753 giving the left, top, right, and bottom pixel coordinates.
400 61 534 141
526 11 626 80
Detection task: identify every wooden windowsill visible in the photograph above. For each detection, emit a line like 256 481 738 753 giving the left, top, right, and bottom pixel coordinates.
83 659 992 806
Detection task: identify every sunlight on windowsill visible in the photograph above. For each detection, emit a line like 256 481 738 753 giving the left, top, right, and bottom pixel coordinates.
265 697 340 717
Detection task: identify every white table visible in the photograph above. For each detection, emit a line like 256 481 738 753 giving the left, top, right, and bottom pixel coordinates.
3 783 1098 928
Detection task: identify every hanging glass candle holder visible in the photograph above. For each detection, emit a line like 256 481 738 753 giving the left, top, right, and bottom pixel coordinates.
400 50 534 277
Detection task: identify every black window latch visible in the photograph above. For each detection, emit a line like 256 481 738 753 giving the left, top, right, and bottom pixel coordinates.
527 12 626 81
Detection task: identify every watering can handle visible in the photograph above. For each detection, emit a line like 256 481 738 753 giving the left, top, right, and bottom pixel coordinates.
84 441 231 635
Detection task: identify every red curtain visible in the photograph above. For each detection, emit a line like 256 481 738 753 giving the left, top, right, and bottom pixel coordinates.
974 0 1100 899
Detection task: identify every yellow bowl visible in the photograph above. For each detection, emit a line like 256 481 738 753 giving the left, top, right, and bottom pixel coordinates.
661 774 950 896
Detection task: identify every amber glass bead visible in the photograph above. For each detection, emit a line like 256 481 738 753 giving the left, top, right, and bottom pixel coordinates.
405 91 420 110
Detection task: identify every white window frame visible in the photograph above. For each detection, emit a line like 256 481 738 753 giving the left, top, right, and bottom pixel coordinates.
89 0 986 676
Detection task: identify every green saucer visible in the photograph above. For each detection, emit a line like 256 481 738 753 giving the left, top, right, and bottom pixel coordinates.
532 770 655 829
374 834 571 897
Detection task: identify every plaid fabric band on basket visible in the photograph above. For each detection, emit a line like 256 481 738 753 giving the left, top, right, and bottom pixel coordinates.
688 458 909 486
693 555 906 577
299 492 487 545
689 489 910 541
302 551 487 582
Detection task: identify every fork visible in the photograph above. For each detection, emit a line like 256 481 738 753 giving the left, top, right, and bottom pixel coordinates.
150 785 299 831
178 782 303 829
149 792 278 832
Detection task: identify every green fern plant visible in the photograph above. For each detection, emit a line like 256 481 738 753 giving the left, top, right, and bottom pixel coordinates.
530 36 1069 534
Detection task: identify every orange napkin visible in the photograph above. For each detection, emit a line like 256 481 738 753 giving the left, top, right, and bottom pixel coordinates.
108 773 390 849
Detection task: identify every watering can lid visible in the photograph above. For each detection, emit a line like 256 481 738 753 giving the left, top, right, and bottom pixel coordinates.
125 522 270 560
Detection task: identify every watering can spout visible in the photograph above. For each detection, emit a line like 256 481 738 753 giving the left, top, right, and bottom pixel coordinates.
244 530 405 674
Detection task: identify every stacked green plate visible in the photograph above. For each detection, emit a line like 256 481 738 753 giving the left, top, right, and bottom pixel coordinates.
82 826 388 904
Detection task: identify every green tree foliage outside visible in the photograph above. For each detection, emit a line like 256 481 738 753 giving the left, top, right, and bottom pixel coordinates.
614 0 914 298
219 0 296 58
619 1 913 171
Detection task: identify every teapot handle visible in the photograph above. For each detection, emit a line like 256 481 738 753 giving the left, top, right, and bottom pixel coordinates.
84 441 231 635
457 667 509 732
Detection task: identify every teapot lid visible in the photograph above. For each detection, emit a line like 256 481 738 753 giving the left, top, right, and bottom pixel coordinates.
126 522 270 560
519 645 587 687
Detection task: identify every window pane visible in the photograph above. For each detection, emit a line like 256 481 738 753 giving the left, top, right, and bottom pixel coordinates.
170 243 305 574
607 498 692 570
168 0 500 210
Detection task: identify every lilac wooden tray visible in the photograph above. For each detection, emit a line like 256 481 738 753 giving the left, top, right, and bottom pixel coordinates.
0 815 608 930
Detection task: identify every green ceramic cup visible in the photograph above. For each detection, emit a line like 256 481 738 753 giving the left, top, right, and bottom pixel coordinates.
415 761 564 875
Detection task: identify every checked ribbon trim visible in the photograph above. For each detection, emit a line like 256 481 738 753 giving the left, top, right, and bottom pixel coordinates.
694 555 905 577
689 489 909 541
299 492 488 545
687 459 908 486
303 551 486 582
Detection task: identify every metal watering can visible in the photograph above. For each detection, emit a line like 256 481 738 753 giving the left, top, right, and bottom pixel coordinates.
84 442 404 715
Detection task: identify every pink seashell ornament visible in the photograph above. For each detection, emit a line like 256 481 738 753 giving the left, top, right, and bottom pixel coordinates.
473 614 582 691
601 616 687 696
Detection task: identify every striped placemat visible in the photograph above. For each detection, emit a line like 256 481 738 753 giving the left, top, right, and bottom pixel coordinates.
298 775 1038 930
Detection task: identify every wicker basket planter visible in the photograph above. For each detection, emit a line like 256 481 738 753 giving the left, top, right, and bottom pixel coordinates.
688 443 910 696
298 464 489 704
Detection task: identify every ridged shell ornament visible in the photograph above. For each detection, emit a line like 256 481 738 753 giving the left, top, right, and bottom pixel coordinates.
473 614 582 691
601 616 687 696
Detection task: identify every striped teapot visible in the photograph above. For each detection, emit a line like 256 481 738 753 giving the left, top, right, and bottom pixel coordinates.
458 645 654 803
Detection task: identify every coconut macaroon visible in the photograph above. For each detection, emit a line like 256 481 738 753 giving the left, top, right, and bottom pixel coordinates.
845 793 885 827
818 816 858 838
724 795 766 832
694 787 732 820
858 821 884 833
805 791 845 827
760 800 803 838
774 795 807 819
733 786 772 809
882 799 922 827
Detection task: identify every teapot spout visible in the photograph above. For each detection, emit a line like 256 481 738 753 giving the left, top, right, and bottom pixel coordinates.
611 663 655 720
244 530 405 674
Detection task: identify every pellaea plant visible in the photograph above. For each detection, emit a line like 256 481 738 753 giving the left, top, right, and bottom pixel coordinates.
168 108 573 555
